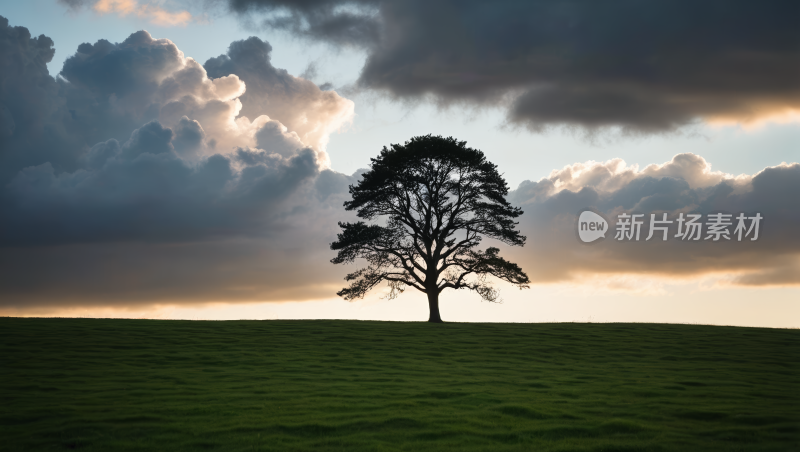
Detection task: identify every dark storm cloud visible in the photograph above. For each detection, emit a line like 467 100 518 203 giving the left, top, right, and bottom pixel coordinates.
226 0 379 47
227 0 375 11
0 164 361 307
505 155 800 287
0 16 86 183
2 121 319 246
62 31 184 98
55 0 90 10
0 16 359 308
0 235 346 307
0 19 198 187
226 0 800 131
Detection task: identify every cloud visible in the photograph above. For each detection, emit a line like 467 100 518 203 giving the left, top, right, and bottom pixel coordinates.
0 16 359 308
0 17 355 189
203 36 355 159
225 0 800 132
3 121 320 245
506 154 800 287
0 157 362 308
2 14 797 312
0 162 361 308
0 19 354 166
227 0 379 47
57 30 325 159
732 258 800 286
0 16 84 184
0 238 343 307
514 153 748 199
59 0 195 26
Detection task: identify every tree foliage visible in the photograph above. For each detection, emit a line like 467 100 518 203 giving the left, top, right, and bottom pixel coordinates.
330 135 529 321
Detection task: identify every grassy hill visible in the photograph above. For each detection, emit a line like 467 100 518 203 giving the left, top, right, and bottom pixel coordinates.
1 318 797 451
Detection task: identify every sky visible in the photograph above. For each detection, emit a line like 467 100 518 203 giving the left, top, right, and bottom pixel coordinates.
0 0 798 327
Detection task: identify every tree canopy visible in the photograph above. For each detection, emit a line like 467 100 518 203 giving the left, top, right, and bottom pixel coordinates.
330 135 529 322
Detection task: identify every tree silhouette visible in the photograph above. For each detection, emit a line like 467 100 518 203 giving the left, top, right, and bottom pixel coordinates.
330 135 530 322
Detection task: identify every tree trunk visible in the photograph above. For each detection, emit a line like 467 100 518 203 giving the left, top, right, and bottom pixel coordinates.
427 291 443 323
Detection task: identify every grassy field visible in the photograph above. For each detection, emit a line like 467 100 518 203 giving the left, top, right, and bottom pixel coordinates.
0 318 798 451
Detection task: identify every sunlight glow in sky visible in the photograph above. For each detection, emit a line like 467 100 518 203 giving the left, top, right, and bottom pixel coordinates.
0 0 797 327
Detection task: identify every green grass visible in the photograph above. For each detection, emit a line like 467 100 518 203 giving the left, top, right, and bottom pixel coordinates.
1 319 798 451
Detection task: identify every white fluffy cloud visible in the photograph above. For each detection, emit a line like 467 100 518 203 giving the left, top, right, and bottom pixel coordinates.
507 154 800 287
529 153 750 196
204 36 355 162
58 30 353 163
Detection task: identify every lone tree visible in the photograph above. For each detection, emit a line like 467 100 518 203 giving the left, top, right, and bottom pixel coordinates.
330 135 530 322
